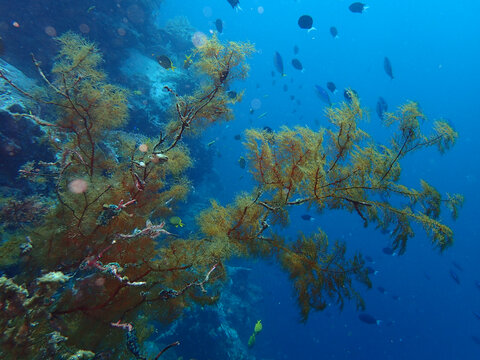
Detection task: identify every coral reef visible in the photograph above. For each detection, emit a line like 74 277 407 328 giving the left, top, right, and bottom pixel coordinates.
0 30 461 360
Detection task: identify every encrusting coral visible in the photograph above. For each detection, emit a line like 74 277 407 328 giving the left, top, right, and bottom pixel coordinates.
0 31 462 359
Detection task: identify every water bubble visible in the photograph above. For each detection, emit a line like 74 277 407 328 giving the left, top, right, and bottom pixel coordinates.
192 31 207 48
68 179 88 194
258 6 265 14
203 6 213 17
79 23 90 34
44 26 57 37
250 98 262 110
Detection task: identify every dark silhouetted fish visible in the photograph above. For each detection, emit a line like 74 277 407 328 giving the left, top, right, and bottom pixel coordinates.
476 281 480 291
157 55 175 70
301 214 314 221
366 266 378 275
283 84 288 92
263 126 273 133
365 255 374 263
273 51 285 76
358 313 381 325
227 90 237 99
326 81 337 94
384 57 394 79
315 85 331 105
349 2 367 13
329 26 338 38
215 19 223 33
382 246 396 256
227 0 241 10
238 156 246 169
344 88 358 102
391 294 400 301
293 45 299 54
291 59 303 71
376 97 388 120
449 269 460 285
472 336 480 345
377 286 387 294
473 311 480 321
452 261 463 272
234 134 241 140
298 15 313 30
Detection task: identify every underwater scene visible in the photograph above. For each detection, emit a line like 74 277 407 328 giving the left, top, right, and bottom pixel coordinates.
0 0 479 359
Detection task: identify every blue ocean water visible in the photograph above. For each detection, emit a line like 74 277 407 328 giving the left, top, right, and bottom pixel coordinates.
0 0 479 359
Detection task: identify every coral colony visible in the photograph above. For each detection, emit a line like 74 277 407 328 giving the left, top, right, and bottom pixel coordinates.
0 31 461 359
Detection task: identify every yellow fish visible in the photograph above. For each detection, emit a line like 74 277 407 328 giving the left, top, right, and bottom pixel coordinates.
183 54 193 69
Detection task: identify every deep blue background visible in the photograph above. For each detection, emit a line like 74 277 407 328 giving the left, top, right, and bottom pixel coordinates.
2 0 479 358
157 0 480 359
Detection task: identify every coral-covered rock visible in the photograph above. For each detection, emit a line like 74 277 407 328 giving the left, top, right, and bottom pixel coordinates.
0 59 52 187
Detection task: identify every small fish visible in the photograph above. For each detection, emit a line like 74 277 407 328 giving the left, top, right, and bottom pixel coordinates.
133 90 142 96
329 26 338 38
473 311 480 320
183 54 193 69
293 45 299 55
366 266 378 276
314 85 331 105
87 6 96 13
227 0 241 10
291 58 303 71
238 156 246 169
157 55 175 70
326 81 337 94
358 313 381 325
472 336 480 345
207 140 216 147
263 126 273 133
377 286 387 294
234 134 241 140
301 214 314 221
475 281 480 291
343 88 358 102
376 97 388 120
227 90 237 99
382 246 396 256
449 269 460 285
273 51 285 76
283 84 288 92
298 15 313 30
384 57 394 79
349 2 367 13
452 261 464 272
365 255 374 263
257 112 268 119
215 19 223 33
391 294 400 301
